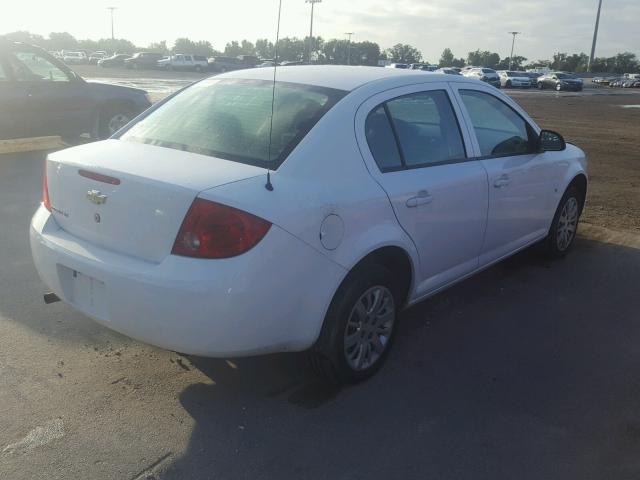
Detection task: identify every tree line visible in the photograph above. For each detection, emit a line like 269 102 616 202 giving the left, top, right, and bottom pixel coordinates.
3 30 638 73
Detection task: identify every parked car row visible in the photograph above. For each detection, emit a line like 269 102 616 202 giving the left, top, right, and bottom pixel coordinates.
593 74 640 88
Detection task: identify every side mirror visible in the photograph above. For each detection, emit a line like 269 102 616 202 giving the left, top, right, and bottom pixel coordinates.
539 129 566 152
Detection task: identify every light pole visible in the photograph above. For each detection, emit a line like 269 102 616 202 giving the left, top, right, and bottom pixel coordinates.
305 0 322 63
107 6 117 40
508 31 520 70
345 32 354 65
588 0 604 71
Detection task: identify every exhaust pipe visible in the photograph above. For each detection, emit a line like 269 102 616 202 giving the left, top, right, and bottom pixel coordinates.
43 292 61 304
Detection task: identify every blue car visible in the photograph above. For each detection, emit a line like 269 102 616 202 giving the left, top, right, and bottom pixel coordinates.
0 40 152 140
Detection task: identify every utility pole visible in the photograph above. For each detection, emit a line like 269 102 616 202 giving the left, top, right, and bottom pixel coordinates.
508 32 520 70
345 32 354 65
588 0 603 71
107 7 117 40
305 0 322 63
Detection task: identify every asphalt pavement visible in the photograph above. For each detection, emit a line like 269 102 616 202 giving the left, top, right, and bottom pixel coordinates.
1 151 640 480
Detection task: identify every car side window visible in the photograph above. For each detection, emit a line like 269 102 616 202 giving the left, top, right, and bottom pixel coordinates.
459 89 533 157
385 90 467 168
365 105 403 171
8 51 70 82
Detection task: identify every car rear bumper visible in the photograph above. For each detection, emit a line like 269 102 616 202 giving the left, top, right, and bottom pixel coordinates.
30 206 345 357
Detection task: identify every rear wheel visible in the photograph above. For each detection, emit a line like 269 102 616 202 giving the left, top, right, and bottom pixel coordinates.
310 264 399 384
544 186 582 258
97 106 134 139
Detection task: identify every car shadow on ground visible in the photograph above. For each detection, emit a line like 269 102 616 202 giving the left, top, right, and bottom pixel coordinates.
160 238 640 480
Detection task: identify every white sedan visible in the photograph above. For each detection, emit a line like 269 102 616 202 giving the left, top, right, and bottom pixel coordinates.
31 66 588 383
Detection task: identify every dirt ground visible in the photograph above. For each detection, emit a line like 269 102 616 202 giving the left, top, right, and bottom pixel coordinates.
513 93 640 233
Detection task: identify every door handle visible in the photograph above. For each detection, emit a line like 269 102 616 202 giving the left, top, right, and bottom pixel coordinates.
406 190 433 208
493 175 511 188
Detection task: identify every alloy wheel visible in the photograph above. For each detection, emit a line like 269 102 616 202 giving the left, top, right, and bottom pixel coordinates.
107 113 131 136
344 286 395 371
556 197 578 251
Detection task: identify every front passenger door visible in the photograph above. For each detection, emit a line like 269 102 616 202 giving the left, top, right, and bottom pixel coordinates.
453 86 557 265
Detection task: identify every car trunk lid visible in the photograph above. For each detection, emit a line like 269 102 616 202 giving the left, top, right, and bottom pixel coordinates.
46 140 264 263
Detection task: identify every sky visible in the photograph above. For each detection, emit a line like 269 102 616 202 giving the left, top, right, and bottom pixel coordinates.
1 0 638 62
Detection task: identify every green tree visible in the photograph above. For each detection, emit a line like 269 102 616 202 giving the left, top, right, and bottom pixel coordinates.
385 43 422 64
275 37 306 62
48 32 78 51
239 40 255 56
224 40 242 57
88 38 136 55
147 41 169 55
255 39 274 59
467 50 501 69
496 55 528 70
439 48 454 67
4 31 47 48
173 38 214 57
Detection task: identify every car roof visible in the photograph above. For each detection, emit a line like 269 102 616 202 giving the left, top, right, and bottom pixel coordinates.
219 65 479 91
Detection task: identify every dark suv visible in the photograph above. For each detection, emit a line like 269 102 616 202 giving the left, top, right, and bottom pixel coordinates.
0 40 151 140
124 52 165 70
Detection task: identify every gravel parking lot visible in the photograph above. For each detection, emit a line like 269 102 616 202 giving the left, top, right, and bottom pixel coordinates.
1 71 640 479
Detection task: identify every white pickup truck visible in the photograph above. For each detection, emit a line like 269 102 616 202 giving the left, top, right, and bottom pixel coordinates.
157 54 208 72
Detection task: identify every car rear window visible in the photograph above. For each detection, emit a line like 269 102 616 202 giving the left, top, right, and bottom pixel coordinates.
120 78 347 169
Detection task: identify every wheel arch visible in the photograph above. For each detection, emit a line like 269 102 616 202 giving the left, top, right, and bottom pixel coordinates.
339 244 416 309
567 173 588 214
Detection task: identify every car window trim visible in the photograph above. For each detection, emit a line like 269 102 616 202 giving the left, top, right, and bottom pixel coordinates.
458 88 538 160
370 88 470 173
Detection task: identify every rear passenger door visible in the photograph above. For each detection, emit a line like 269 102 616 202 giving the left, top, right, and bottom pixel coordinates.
356 83 488 297
451 84 557 264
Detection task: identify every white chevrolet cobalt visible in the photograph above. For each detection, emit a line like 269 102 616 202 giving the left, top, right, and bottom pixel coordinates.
31 66 588 383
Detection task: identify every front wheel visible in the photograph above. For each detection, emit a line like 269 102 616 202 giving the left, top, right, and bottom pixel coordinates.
544 186 582 258
310 264 399 384
555 83 562 91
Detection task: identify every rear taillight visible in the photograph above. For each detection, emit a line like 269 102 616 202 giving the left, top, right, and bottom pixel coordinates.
43 160 52 212
172 198 271 259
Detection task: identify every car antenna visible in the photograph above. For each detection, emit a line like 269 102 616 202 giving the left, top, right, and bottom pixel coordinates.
265 0 282 192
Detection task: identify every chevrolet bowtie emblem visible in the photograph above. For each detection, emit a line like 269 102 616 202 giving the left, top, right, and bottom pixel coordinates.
86 189 108 205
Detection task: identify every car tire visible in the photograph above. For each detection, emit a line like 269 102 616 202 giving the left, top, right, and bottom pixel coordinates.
167 65 173 71
544 186 582 258
195 65 202 73
506 80 512 88
555 83 562 91
538 82 544 90
310 264 400 385
97 106 134 140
